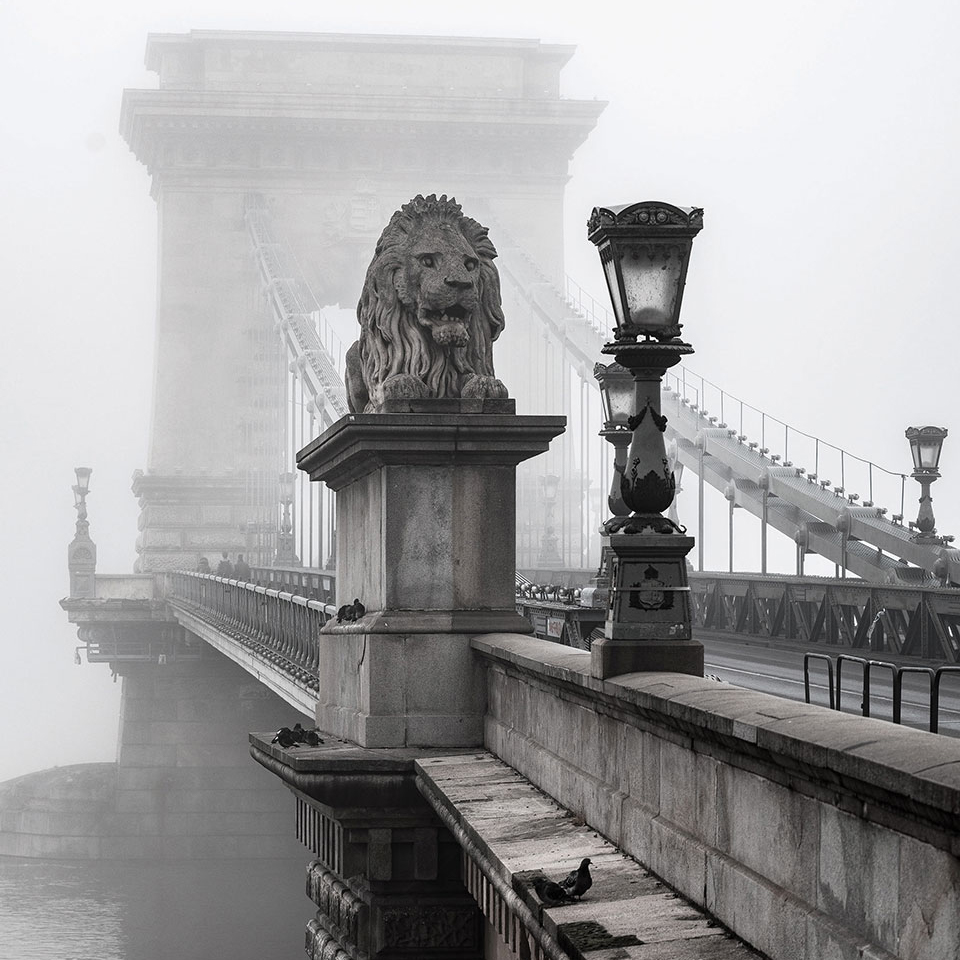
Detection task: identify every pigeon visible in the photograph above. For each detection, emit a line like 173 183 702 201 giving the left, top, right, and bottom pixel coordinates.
532 875 574 906
560 858 593 900
271 726 298 748
271 724 323 748
336 599 366 623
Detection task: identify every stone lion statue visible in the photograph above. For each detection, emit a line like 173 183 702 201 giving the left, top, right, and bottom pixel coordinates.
344 194 509 412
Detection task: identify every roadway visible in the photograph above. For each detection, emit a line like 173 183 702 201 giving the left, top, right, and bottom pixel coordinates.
700 633 960 739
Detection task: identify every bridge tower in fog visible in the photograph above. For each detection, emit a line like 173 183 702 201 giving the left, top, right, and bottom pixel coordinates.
120 31 605 573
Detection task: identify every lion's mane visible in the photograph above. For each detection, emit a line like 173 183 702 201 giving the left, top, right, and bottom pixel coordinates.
345 194 507 413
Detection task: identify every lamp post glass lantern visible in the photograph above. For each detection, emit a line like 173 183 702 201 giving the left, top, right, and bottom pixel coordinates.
906 426 947 472
74 466 92 495
905 426 948 538
588 202 703 342
594 362 633 519
587 200 704 680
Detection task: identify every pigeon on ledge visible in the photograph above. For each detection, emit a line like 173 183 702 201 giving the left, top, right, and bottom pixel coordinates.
560 857 593 900
532 875 574 906
336 599 366 623
271 723 323 748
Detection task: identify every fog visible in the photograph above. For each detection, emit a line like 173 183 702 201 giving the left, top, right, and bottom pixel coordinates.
2 0 960 782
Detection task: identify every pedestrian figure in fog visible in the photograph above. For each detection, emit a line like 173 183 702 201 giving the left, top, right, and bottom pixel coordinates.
197 556 211 574
216 551 234 577
234 554 251 581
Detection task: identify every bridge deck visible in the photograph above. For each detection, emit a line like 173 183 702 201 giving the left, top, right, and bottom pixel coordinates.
416 753 762 960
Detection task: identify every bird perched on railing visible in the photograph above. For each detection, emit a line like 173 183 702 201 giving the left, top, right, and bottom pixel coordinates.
532 875 574 906
560 858 592 900
271 723 323 748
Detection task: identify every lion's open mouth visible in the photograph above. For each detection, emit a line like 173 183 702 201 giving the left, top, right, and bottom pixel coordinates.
418 303 471 324
418 304 471 346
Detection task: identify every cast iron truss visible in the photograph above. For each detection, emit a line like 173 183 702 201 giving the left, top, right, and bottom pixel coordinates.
690 573 960 662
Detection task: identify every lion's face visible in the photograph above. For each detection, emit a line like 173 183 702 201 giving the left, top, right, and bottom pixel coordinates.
394 221 481 348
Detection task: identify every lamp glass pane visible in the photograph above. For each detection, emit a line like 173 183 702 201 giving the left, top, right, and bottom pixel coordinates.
909 439 922 471
601 248 626 328
620 243 683 330
605 375 635 427
919 438 942 469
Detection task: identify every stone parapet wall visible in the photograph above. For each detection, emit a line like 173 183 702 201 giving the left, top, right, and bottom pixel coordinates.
472 633 960 960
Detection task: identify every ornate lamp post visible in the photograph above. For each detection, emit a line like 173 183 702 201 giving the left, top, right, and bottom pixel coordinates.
581 362 634 607
68 466 96 598
537 474 562 565
275 471 301 567
905 426 948 541
587 201 704 678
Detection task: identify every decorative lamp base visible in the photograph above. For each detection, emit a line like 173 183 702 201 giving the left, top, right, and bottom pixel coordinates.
591 530 703 679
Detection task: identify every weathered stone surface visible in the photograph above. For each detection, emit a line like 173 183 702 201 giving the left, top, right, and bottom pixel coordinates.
817 805 899 952
416 753 761 960
472 631 960 960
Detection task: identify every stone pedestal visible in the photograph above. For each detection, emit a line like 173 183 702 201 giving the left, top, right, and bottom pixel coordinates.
591 532 703 678
297 400 564 748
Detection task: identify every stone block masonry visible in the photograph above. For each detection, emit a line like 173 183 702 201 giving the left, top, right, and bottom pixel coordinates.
473 633 960 960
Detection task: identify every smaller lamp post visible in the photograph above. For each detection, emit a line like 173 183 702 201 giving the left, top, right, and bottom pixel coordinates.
68 466 96 598
275 471 301 567
588 201 704 679
581 362 634 607
905 426 948 540
538 474 562 565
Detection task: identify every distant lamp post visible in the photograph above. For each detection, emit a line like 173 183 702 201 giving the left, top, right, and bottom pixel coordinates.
68 466 96 598
905 426 948 540
275 471 301 567
587 201 704 679
538 474 562 565
595 361 634 520
581 362 634 608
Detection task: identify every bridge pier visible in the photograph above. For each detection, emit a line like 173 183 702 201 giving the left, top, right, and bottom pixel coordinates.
111 650 307 859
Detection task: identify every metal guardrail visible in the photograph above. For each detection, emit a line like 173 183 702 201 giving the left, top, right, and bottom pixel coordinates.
690 573 960 661
166 572 337 692
803 652 960 734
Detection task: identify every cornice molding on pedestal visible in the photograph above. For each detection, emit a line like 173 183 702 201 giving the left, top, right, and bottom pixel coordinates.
297 407 566 491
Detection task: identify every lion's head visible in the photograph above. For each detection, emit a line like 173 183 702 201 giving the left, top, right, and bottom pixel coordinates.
344 194 508 412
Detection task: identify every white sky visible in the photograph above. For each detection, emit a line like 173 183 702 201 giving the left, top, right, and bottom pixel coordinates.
2 0 960 779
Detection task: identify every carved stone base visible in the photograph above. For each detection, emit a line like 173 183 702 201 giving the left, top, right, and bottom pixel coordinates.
252 735 483 960
591 530 703 678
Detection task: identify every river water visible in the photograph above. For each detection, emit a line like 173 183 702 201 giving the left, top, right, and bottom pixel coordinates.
0 857 313 960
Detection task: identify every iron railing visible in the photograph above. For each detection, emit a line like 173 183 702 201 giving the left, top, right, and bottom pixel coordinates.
666 365 912 526
166 572 337 692
804 652 960 733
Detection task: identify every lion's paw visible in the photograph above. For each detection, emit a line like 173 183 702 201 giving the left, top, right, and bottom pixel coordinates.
461 375 509 400
381 374 430 401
